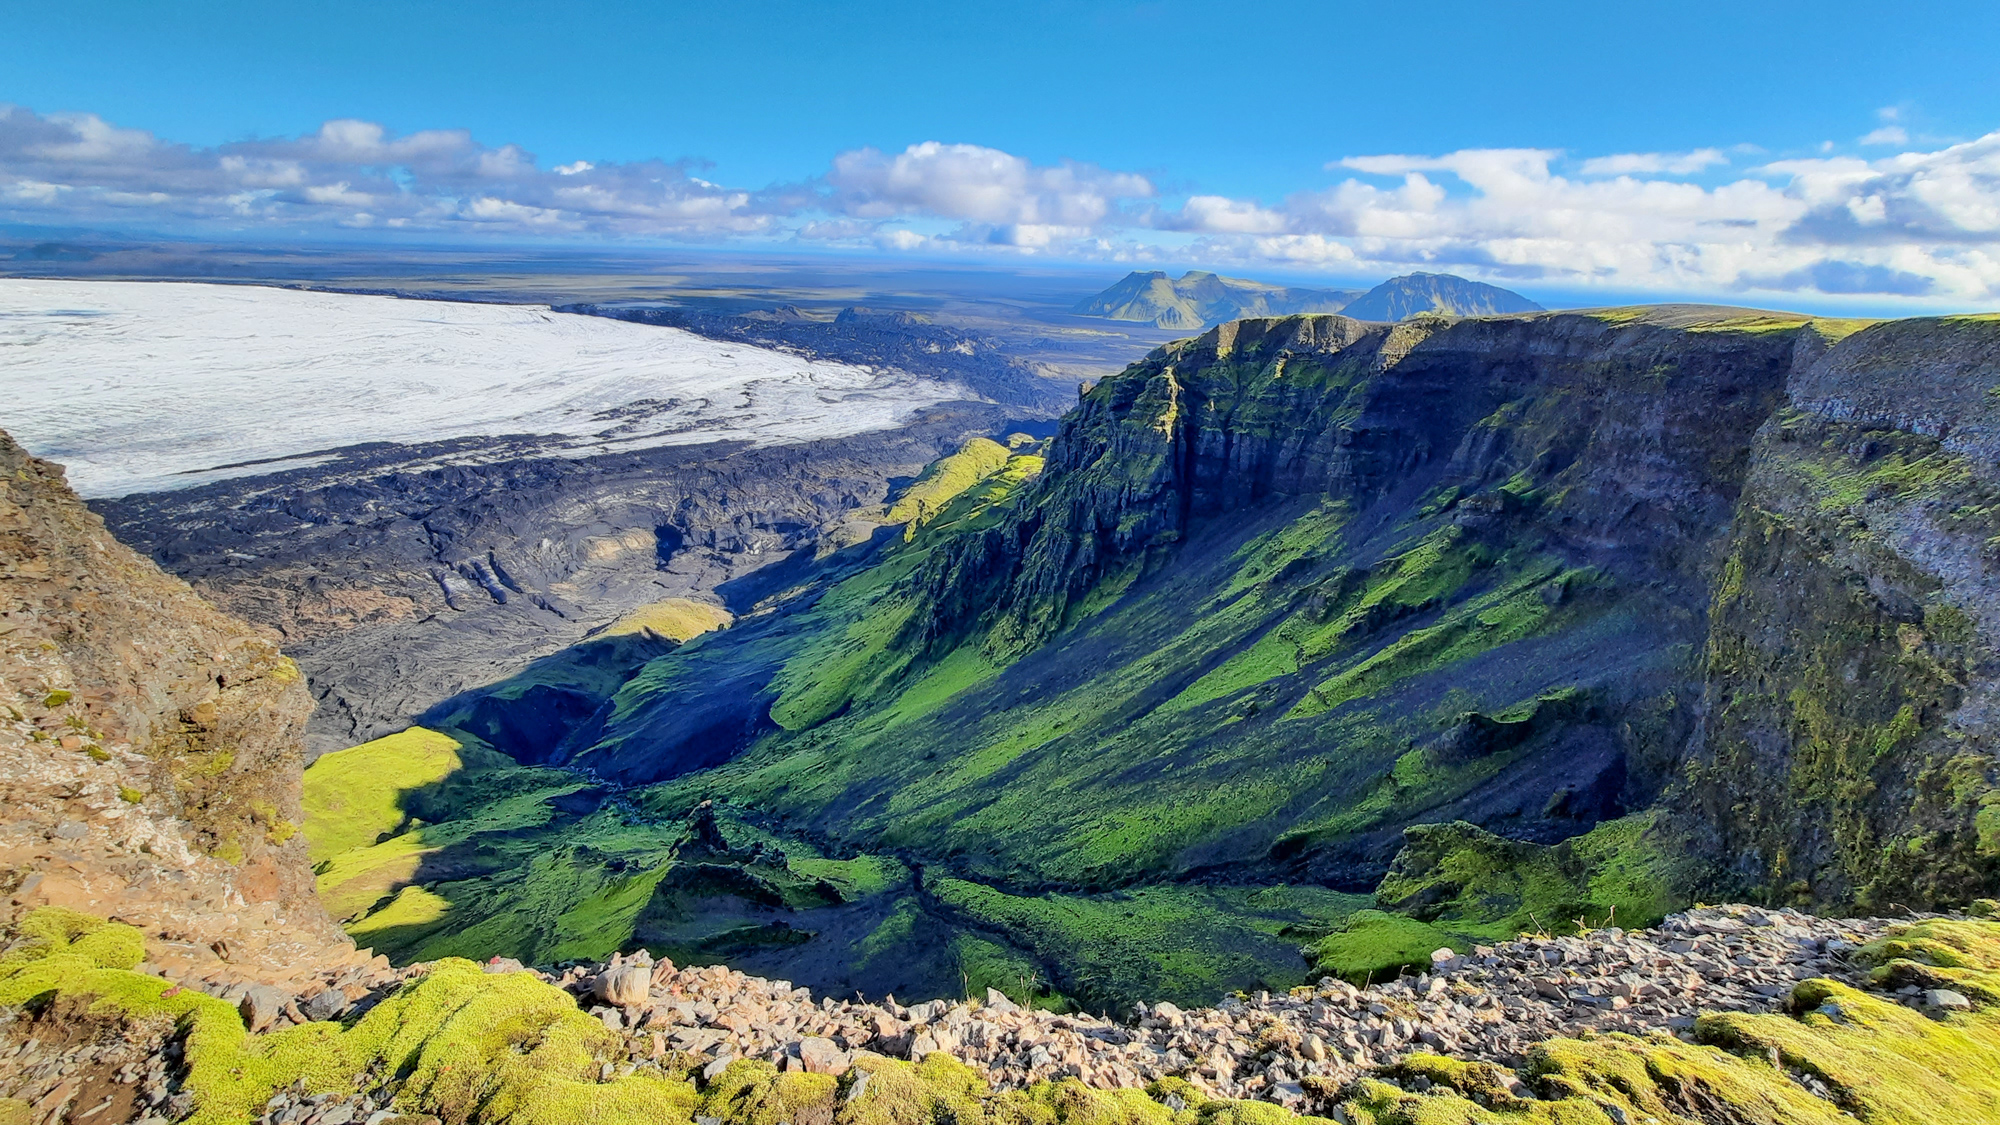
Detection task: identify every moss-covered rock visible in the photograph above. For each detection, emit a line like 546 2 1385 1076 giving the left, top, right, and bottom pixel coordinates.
1306 911 1458 984
1857 917 2000 1003
1374 814 1684 941
16 907 2000 1125
0 908 703 1125
1678 315 2000 911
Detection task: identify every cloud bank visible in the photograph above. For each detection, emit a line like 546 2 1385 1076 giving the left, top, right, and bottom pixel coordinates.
4 103 1999 304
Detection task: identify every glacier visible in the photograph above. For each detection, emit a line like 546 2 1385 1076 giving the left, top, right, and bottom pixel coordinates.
0 279 976 497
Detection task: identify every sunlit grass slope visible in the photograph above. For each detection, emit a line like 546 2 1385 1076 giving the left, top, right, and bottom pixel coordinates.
301 726 468 864
604 598 734 642
337 312 1954 1005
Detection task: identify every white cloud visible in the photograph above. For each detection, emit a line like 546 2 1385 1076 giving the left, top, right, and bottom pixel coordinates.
0 103 771 237
26 113 153 161
824 142 1153 227
877 229 930 251
1861 126 1910 146
1579 149 1728 176
1159 194 1288 234
3 101 1999 304
1153 132 2000 300
2 179 65 203
303 182 372 206
461 196 566 226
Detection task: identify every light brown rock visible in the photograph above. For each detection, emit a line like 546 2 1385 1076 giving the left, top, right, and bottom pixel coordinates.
798 1036 850 1076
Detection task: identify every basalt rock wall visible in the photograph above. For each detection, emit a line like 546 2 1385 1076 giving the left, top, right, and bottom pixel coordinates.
1679 315 2000 910
906 309 1799 668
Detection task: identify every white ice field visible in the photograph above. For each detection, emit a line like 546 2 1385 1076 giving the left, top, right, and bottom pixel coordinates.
0 279 974 497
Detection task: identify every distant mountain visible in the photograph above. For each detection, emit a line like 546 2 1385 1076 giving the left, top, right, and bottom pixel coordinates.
1338 271 1543 320
1075 269 1542 329
1073 270 1362 329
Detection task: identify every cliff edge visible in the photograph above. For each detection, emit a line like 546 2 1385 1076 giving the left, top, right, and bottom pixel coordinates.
0 430 356 985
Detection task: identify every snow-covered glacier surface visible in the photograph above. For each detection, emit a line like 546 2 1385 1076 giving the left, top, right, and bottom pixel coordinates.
0 279 973 497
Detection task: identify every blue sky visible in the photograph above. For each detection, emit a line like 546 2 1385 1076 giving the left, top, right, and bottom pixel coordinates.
5 0 1999 310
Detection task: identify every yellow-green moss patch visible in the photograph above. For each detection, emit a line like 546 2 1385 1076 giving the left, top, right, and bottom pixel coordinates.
885 438 1013 527
302 727 468 863
604 598 735 643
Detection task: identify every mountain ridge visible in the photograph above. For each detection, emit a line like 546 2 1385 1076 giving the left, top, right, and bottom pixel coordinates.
1074 270 1540 329
1338 272 1545 321
1074 270 1362 330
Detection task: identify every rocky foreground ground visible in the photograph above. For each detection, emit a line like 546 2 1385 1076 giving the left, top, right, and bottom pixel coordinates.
538 904 1911 1108
1 902 1973 1124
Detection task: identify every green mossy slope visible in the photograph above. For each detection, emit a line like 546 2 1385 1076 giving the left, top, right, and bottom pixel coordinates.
335 310 2000 1006
380 311 1837 1000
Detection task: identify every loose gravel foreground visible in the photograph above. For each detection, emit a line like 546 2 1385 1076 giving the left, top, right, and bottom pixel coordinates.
2 904 1974 1124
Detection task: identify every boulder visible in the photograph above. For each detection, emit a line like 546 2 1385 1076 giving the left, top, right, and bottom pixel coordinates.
301 987 350 1022
239 985 288 1033
595 964 651 1008
1924 989 1973 1011
798 1036 851 1076
845 1071 872 1104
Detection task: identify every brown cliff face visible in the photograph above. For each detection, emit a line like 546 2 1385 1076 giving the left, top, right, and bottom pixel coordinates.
0 430 353 982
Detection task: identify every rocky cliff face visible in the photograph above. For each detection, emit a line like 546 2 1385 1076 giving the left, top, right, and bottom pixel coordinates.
907 309 1799 664
1681 314 2000 910
0 431 354 983
145 304 2000 1007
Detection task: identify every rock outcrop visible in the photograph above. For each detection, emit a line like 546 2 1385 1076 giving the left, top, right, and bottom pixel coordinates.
906 309 1796 661
0 431 358 985
1682 314 2000 911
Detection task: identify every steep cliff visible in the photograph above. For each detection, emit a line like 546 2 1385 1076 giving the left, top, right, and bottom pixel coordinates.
0 431 354 983
357 306 1913 1004
1680 314 2000 911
